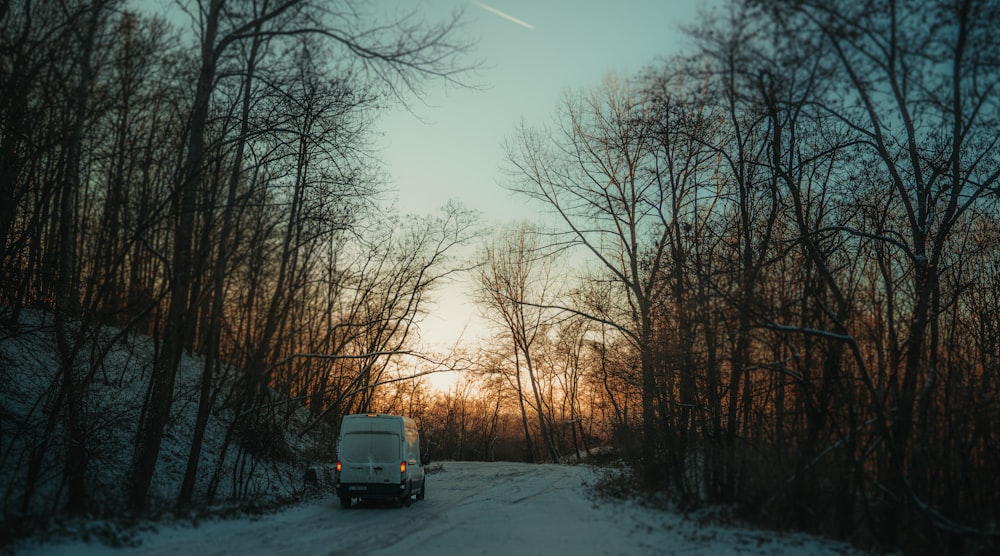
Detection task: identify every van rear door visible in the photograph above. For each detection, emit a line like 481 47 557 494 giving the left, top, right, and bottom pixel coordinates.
340 426 400 482
337 415 407 501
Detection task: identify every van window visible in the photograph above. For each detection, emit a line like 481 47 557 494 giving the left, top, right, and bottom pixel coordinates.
342 431 400 462
405 428 419 461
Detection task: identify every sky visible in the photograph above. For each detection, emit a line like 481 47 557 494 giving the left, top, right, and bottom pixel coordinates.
130 0 715 381
381 0 705 219
377 1 710 355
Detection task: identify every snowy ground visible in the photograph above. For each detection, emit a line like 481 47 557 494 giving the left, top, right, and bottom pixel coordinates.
17 461 865 556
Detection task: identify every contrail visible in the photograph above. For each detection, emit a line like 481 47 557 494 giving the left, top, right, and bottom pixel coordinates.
472 1 534 30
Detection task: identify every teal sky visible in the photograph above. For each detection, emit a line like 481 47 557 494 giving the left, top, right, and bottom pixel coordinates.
380 0 708 224
134 0 713 364
376 1 711 357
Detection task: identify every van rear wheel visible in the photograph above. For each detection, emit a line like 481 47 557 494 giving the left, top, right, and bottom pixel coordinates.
339 496 351 509
400 484 412 507
416 480 425 500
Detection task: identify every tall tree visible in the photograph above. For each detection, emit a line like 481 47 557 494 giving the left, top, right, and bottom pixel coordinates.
758 0 1000 545
503 75 691 485
178 11 270 507
53 0 120 515
130 0 475 510
476 222 561 462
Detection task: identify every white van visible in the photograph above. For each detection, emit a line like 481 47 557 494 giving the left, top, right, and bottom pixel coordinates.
335 413 428 508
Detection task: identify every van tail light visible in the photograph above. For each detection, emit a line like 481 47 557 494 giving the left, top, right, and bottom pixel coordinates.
336 461 342 473
400 460 407 474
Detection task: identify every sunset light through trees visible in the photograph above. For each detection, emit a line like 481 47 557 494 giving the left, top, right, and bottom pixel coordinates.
2 1 999 554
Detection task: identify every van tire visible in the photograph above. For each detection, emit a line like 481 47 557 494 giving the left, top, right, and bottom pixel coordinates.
416 480 425 500
401 484 412 507
339 496 351 509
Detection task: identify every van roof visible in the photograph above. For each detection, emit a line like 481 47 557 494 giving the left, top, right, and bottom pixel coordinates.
341 413 415 424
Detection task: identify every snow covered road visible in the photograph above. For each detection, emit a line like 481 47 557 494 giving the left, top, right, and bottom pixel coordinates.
20 461 862 555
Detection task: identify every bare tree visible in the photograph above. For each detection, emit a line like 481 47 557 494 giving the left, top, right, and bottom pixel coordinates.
550 317 592 460
49 0 121 515
129 0 475 509
503 73 715 486
748 0 1000 546
476 222 562 462
178 10 272 507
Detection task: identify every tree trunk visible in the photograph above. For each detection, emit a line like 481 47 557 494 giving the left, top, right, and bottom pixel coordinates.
55 0 110 514
130 0 222 511
522 349 558 462
638 319 659 489
178 20 263 508
514 360 536 463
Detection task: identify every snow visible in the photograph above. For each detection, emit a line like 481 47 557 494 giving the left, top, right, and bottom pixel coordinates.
1 308 313 523
16 461 864 556
3 308 865 555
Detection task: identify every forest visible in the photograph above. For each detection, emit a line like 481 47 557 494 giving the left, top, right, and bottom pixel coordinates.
2 1 999 554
